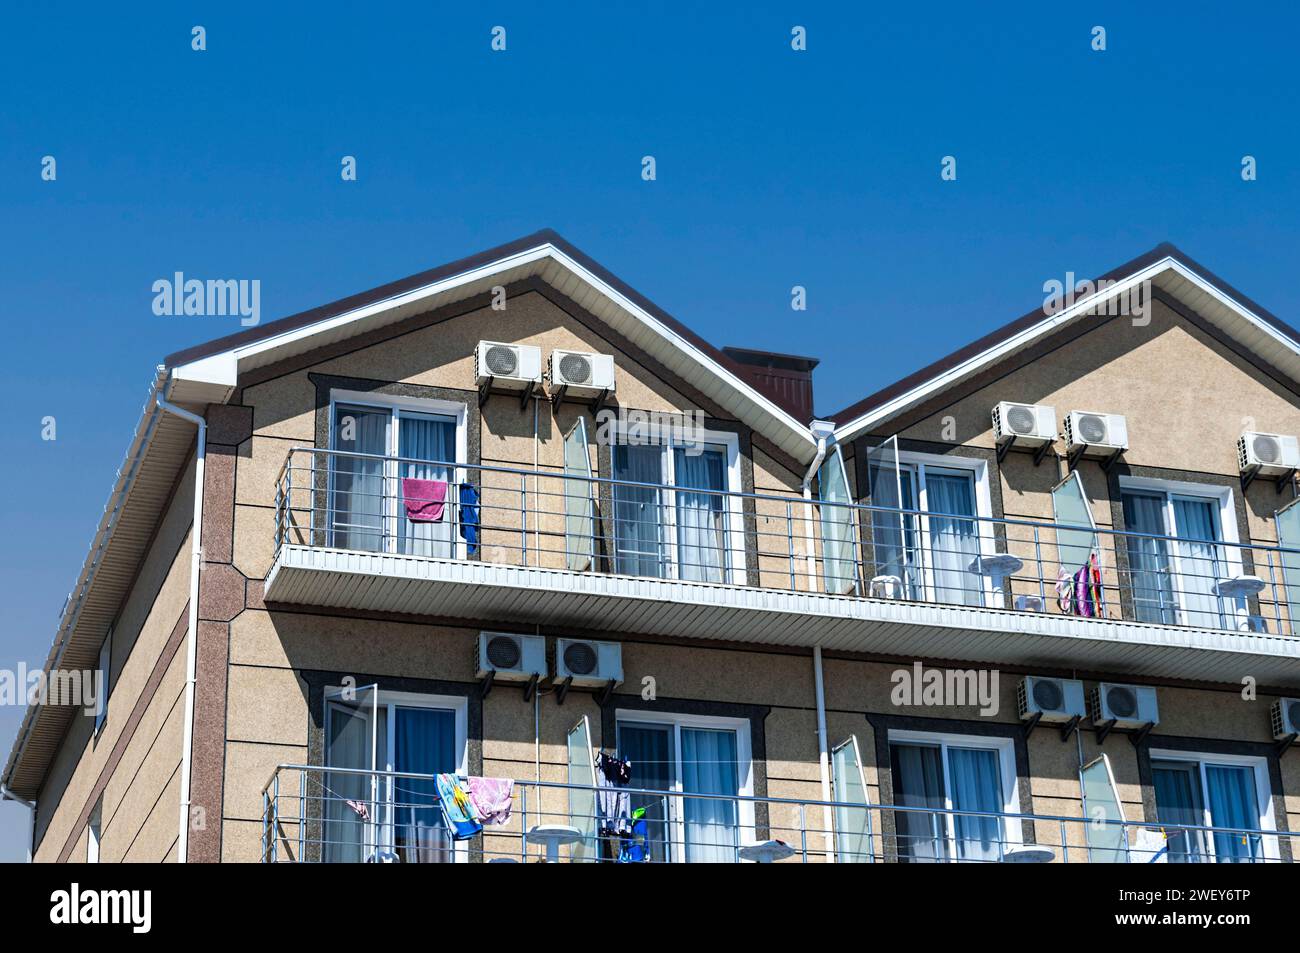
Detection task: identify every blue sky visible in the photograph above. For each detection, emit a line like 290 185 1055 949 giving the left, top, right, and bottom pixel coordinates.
1 3 1296 860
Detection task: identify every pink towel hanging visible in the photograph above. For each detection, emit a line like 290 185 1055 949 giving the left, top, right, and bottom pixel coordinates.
402 478 447 522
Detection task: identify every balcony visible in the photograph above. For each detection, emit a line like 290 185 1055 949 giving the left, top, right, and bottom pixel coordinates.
263 447 1300 684
259 763 1296 864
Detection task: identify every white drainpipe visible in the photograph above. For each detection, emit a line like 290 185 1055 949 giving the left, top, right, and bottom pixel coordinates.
0 785 36 862
155 394 206 864
801 420 837 861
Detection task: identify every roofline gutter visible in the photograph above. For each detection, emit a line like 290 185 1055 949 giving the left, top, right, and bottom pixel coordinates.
3 369 169 795
0 784 36 862
154 393 205 865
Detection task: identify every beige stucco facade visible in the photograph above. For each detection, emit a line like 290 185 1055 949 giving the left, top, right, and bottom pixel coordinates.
22 259 1300 864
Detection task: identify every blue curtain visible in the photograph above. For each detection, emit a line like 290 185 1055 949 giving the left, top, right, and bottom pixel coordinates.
926 472 982 606
330 406 389 551
681 728 739 863
613 446 665 577
947 747 1004 862
1206 765 1262 863
1172 497 1225 629
1123 492 1177 624
674 448 727 583
392 707 455 863
890 743 945 862
397 415 456 558
1153 761 1206 862
617 723 674 862
871 470 922 599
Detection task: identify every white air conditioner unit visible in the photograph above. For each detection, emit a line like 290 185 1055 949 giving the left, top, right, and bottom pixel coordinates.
1089 682 1159 730
555 638 623 688
474 341 542 389
1017 676 1086 723
1065 410 1129 457
1271 698 1300 739
476 632 547 682
550 349 616 396
1238 432 1300 476
993 401 1057 448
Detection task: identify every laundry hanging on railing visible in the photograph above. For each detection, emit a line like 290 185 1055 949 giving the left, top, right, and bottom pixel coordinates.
459 483 480 555
435 773 483 840
595 752 643 862
1056 552 1105 618
402 478 447 522
466 776 515 826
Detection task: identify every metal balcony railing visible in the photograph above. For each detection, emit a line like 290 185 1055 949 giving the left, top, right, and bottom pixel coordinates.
259 763 1297 864
272 447 1300 637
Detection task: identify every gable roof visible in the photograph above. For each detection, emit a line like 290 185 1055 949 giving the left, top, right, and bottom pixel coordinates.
828 243 1300 443
165 228 819 463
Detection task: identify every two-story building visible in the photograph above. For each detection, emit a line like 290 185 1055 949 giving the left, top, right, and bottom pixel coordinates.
5 230 1300 863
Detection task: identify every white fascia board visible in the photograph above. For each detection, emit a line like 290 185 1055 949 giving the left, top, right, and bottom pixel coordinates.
167 351 238 404
227 244 555 368
163 242 818 457
1165 260 1300 355
546 248 817 454
833 258 1178 444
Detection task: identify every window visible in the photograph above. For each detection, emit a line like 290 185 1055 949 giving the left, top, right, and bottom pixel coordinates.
819 448 859 594
327 392 466 557
615 711 754 863
609 429 742 583
93 630 111 735
1120 478 1241 629
888 730 1018 862
323 689 468 863
871 453 993 606
87 798 102 863
1150 751 1273 863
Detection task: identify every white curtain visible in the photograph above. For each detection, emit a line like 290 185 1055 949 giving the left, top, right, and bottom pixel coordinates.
330 407 388 552
948 747 1004 862
323 701 386 863
1122 492 1176 624
674 449 727 583
926 472 982 606
397 415 455 557
1172 497 1224 629
613 446 665 577
681 728 739 862
890 743 945 862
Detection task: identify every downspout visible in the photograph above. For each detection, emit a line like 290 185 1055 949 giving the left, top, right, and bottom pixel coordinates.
155 394 206 864
0 785 36 862
802 420 837 861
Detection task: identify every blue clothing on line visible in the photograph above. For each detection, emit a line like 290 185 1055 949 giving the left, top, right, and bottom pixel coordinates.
459 483 480 555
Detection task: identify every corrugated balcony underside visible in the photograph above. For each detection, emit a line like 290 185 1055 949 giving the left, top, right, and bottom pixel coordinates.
264 545 1300 688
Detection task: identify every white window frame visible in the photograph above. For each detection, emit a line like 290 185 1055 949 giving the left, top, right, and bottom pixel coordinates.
894 451 1000 607
607 422 746 585
1119 476 1245 628
614 708 755 862
1148 747 1278 863
93 629 111 736
887 727 1022 860
327 390 469 558
324 687 470 863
